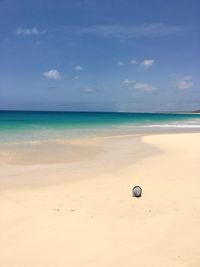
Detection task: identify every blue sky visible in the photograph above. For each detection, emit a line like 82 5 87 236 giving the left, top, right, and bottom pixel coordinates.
0 0 199 112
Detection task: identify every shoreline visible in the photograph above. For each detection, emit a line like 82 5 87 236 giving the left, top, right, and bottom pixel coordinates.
1 129 200 166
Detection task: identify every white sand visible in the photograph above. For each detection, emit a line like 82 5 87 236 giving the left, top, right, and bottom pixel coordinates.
1 133 200 267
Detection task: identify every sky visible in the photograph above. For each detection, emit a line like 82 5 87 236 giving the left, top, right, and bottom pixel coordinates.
0 0 199 112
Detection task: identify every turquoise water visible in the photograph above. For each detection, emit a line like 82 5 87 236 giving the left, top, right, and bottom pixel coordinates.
1 111 200 143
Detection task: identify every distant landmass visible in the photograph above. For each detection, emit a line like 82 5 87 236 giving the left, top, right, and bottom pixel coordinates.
191 110 200 113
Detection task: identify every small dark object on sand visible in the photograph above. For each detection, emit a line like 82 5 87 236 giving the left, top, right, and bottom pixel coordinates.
132 186 142 197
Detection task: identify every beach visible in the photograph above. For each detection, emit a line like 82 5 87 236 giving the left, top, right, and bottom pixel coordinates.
1 132 200 267
1 0 199 265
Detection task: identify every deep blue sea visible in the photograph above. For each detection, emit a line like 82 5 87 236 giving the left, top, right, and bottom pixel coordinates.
1 111 200 144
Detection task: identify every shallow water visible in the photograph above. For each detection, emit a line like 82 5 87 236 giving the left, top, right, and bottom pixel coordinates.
0 111 200 144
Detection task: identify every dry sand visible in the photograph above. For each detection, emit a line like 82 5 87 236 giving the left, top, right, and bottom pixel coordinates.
0 133 200 267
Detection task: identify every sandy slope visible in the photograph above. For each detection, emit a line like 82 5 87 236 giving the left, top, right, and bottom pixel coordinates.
0 133 200 267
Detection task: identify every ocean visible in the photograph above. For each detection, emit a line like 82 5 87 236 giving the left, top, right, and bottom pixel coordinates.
0 111 200 144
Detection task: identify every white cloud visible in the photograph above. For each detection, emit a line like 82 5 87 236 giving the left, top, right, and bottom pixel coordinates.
15 27 45 36
122 79 135 85
130 59 137 65
70 24 183 39
134 82 156 92
75 65 83 71
140 59 155 69
117 61 124 66
43 69 61 80
82 87 97 93
122 79 156 92
16 24 182 39
176 76 194 89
